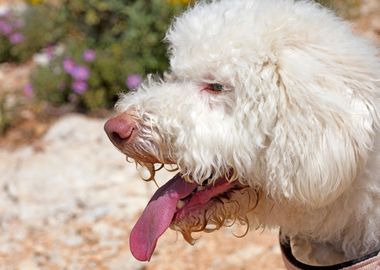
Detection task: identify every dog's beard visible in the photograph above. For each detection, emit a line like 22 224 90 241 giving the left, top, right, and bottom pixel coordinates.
140 160 260 237
170 186 260 244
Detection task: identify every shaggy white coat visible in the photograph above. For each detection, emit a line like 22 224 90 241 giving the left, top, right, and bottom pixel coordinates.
116 0 380 265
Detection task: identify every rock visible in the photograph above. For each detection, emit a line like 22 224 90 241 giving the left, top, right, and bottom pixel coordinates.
17 259 40 270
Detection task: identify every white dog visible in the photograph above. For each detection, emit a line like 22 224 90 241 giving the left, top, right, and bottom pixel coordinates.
104 0 380 268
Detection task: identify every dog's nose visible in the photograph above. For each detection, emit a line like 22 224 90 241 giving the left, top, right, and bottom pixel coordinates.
104 114 136 147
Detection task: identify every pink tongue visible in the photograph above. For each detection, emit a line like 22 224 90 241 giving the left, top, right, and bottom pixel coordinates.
130 173 196 261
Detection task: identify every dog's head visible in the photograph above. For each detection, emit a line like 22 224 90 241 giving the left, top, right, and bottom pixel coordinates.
104 0 379 261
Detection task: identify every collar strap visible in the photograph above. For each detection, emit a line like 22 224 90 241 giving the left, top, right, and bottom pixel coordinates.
280 235 380 270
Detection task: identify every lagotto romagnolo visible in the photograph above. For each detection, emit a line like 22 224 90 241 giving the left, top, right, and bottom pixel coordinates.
104 0 380 267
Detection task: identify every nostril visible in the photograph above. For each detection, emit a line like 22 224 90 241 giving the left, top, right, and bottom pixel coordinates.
111 131 124 144
108 126 135 146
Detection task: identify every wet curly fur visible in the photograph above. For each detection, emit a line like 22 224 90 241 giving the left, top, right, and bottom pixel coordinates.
114 0 380 266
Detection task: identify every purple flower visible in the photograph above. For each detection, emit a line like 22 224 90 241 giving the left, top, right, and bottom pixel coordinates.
13 19 24 29
126 74 142 89
71 65 90 81
63 58 76 74
0 21 12 35
43 46 55 60
82 49 96 62
72 80 88 94
0 10 11 20
9 32 24 44
23 83 33 97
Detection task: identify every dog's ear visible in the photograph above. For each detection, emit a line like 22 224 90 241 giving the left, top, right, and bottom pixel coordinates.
264 45 379 207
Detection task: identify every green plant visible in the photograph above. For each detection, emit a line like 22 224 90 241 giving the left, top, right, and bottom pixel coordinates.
0 4 65 63
0 93 21 134
28 0 188 112
0 95 10 134
0 9 26 63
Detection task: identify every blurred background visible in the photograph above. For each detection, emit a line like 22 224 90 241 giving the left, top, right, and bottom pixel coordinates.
0 0 379 269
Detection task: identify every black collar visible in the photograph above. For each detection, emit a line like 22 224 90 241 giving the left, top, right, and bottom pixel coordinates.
280 235 380 270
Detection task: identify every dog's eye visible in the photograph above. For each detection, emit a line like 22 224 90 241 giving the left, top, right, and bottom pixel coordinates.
203 83 224 93
210 83 223 91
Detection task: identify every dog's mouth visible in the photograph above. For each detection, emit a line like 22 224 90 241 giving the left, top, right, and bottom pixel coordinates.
104 114 256 261
130 172 245 261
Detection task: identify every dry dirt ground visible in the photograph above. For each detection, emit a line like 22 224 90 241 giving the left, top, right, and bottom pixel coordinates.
0 1 379 270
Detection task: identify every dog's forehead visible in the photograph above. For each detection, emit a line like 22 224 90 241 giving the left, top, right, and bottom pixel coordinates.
167 1 263 75
166 0 335 78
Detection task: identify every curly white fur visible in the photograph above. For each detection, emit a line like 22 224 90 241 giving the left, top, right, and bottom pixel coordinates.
116 0 380 266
